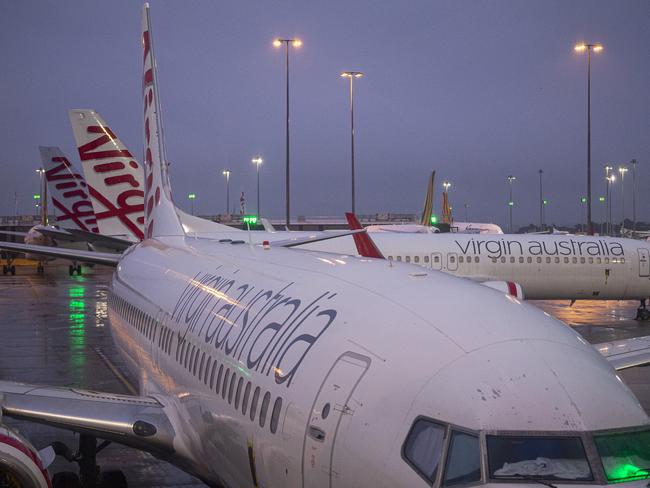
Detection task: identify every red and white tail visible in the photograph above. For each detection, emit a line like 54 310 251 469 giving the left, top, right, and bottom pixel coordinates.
141 3 184 238
39 146 98 233
68 109 145 240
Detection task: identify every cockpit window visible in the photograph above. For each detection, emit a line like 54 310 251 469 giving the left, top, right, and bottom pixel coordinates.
403 418 446 482
443 430 481 486
594 429 650 483
487 435 592 481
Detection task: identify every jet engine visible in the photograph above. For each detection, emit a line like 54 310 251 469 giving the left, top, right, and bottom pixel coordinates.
0 423 51 488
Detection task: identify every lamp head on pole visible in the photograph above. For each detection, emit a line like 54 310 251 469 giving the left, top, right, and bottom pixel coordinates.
273 38 302 48
222 169 231 180
442 181 451 191
507 175 516 184
341 71 364 79
252 157 263 167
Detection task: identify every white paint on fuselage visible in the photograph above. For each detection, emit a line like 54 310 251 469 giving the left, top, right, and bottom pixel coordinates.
107 236 649 487
192 231 650 301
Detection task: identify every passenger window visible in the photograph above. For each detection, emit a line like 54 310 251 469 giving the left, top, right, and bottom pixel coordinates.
250 387 261 422
466 256 471 263
555 257 560 264
228 373 236 404
621 258 625 264
475 257 480 264
536 257 541 264
500 257 505 264
222 368 230 399
564 257 569 264
270 397 282 434
509 257 514 264
397 256 402 262
572 257 577 264
235 377 244 409
450 256 456 263
434 256 440 263
597 257 602 264
388 256 393 260
580 257 585 264
406 256 411 263
259 392 271 428
199 352 206 379
459 256 464 263
491 258 497 263
443 431 481 486
605 257 609 264
209 360 216 388
216 364 223 393
242 382 252 415
588 257 594 264
527 257 532 264
424 256 430 263
403 418 446 482
546 257 551 264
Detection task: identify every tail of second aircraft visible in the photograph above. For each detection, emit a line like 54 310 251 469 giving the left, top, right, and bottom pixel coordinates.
141 3 184 239
68 110 145 240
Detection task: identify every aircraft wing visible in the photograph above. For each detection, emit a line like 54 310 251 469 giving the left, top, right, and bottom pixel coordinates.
267 229 367 248
0 241 120 266
63 228 135 251
0 381 175 456
595 336 650 370
0 230 28 238
35 227 80 243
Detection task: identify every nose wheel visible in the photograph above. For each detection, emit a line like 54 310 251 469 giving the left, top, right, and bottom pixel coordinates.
2 260 16 275
68 264 83 276
636 299 650 321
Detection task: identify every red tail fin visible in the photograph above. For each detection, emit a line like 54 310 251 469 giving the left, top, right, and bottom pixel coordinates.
344 213 385 259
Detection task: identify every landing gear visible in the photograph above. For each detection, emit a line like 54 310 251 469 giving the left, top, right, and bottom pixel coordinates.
50 434 128 488
636 299 650 321
2 260 16 275
37 263 44 275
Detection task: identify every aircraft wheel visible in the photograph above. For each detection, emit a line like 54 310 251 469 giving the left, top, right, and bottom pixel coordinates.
52 471 82 488
10 265 16 276
99 469 128 488
68 265 75 276
76 265 82 275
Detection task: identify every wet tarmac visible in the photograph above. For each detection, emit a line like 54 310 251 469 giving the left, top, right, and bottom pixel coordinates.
0 263 649 486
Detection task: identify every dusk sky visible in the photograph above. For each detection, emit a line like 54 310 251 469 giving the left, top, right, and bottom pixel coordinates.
1 0 648 229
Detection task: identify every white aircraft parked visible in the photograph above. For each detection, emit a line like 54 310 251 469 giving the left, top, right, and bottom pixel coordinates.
3 6 650 487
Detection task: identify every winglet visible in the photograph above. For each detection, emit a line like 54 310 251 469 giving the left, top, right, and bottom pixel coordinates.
344 213 385 259
142 4 184 238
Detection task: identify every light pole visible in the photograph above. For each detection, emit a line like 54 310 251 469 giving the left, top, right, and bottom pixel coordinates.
36 168 46 225
607 174 616 236
605 165 613 235
574 42 603 235
618 166 628 230
341 71 363 214
539 169 544 231
273 37 302 228
464 203 470 222
598 196 606 235
442 181 451 223
631 159 638 231
222 169 231 215
252 157 263 216
188 193 196 216
507 175 516 233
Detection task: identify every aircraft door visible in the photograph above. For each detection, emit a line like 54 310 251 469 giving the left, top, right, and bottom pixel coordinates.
431 252 442 270
302 352 370 488
639 248 650 277
447 252 458 271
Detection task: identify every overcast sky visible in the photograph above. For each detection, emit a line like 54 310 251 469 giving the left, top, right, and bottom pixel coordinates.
1 0 648 228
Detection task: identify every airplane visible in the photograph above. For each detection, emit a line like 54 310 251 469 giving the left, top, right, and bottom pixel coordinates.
3 5 650 487
61 116 650 319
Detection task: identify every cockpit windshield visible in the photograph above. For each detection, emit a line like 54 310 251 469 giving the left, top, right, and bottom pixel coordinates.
594 429 650 483
487 435 592 481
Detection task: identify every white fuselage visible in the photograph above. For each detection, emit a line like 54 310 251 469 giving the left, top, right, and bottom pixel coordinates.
192 231 650 301
107 236 649 487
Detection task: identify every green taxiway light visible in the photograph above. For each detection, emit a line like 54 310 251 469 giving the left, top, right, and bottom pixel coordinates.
188 193 196 200
69 287 84 298
599 196 606 202
581 197 587 203
543 199 549 205
33 194 40 200
430 215 438 225
242 215 258 225
508 201 514 207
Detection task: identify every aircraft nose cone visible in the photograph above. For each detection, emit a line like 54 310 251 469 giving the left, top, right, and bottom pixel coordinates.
419 339 648 432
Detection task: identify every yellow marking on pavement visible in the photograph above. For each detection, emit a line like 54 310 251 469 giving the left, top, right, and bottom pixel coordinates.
94 346 138 395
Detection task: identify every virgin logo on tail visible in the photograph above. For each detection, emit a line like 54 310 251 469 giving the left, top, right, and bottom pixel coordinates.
40 147 98 233
69 110 145 241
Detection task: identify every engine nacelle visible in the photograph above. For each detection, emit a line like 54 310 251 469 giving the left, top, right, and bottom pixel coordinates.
481 280 525 300
0 423 51 488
